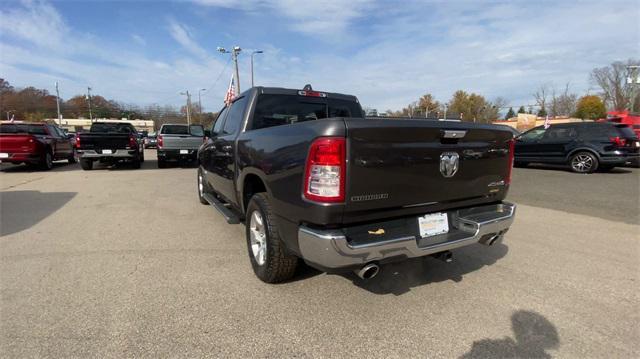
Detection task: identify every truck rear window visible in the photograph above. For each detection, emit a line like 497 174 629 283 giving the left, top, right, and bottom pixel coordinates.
90 123 134 133
0 124 47 135
161 125 189 135
251 95 363 130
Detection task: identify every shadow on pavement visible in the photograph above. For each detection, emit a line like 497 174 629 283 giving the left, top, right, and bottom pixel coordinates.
460 310 560 358
0 190 77 236
85 159 198 171
0 162 79 173
346 241 509 295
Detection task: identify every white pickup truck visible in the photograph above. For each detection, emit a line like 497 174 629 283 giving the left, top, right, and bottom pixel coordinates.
156 124 205 168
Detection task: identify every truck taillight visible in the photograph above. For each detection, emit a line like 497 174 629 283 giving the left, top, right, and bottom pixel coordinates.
75 134 80 149
129 135 137 148
505 138 515 185
158 135 163 148
303 137 346 203
610 136 627 147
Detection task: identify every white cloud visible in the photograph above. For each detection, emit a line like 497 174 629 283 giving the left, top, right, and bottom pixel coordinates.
0 0 68 49
193 0 373 36
131 34 147 46
167 19 210 59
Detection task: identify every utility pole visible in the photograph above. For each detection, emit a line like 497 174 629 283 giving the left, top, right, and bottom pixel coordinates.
55 82 62 125
198 88 206 122
443 104 448 120
181 91 192 125
86 87 93 122
218 46 242 93
250 50 263 88
627 65 639 112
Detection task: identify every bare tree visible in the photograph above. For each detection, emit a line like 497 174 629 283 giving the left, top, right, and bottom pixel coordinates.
591 59 640 111
533 84 551 114
550 83 577 117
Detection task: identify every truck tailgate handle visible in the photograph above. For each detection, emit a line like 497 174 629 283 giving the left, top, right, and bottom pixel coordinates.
441 130 467 139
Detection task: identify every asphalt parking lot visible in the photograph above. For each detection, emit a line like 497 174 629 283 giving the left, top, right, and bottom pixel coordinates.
1 151 639 358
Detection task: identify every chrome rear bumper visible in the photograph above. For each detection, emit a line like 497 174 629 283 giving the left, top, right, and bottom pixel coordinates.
298 202 516 270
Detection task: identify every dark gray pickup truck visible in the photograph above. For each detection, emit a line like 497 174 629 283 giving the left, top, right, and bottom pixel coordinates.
157 124 205 168
197 86 516 283
76 122 144 170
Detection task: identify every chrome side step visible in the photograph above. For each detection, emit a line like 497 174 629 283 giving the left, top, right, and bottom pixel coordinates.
202 193 240 224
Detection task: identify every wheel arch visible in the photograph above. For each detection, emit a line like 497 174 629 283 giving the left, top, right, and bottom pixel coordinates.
566 147 601 162
239 169 270 214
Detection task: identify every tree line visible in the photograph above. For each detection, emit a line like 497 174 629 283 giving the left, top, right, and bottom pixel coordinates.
0 79 217 130
382 59 639 122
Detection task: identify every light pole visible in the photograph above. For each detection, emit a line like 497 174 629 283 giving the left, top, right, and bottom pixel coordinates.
627 65 639 112
180 91 192 125
55 82 62 125
250 50 263 88
6 110 15 121
217 46 242 93
86 87 93 122
198 88 206 122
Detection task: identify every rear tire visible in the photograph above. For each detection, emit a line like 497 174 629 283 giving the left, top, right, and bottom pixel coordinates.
570 151 598 173
40 151 53 170
140 150 145 163
80 158 93 170
158 158 166 168
246 193 298 283
197 168 209 205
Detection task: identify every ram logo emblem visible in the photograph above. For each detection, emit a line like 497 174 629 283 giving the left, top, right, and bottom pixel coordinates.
440 152 459 178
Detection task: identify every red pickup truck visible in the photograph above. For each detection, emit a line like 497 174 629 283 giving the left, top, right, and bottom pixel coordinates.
0 122 76 170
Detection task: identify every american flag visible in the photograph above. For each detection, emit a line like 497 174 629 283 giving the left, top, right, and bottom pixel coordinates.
543 114 550 129
224 75 236 106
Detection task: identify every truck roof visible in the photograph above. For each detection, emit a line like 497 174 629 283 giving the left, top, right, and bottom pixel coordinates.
253 86 359 102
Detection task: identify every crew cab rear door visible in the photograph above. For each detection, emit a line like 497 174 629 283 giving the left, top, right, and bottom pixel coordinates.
207 95 249 203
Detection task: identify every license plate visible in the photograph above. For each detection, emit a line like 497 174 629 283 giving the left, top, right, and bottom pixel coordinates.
102 149 112 154
180 150 188 154
0 153 8 158
418 212 449 238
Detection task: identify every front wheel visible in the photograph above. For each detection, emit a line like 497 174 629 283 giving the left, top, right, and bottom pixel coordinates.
245 193 298 283
570 152 598 173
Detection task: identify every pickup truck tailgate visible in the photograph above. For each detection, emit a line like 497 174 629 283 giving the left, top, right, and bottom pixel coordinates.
78 133 131 150
344 119 513 217
160 135 203 150
0 134 34 153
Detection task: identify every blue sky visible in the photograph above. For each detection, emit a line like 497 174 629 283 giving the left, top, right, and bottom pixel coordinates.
0 0 637 113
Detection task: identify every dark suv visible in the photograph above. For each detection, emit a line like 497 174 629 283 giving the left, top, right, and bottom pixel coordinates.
514 122 639 173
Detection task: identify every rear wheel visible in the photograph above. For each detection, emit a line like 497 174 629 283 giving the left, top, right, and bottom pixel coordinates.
40 151 53 170
197 168 209 205
80 158 93 170
158 158 166 168
246 193 298 283
140 150 145 163
570 151 598 173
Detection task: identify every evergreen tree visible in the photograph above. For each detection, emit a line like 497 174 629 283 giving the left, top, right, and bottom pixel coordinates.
517 106 526 114
505 107 516 120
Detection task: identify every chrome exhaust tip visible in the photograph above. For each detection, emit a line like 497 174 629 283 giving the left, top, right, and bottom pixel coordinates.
355 263 380 280
480 234 502 246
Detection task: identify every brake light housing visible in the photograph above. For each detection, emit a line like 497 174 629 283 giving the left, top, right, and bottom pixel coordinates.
128 135 138 149
610 136 627 147
505 138 515 185
303 137 346 203
75 134 80 149
157 135 163 148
